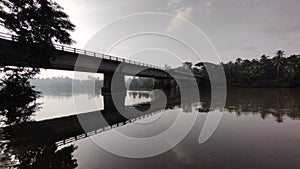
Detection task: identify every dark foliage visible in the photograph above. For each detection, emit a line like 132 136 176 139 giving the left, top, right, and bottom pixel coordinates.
128 77 154 91
194 50 300 87
0 0 75 45
19 144 78 169
0 0 75 66
0 67 41 125
0 0 76 124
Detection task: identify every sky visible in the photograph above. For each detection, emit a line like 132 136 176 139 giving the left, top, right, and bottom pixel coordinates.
2 0 300 78
55 0 300 57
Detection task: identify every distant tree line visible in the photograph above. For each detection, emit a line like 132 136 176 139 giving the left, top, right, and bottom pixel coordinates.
187 50 300 88
126 77 154 91
223 50 300 87
30 77 102 94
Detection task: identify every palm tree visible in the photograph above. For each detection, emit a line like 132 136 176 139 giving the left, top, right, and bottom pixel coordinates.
285 55 299 79
236 58 242 65
272 50 285 81
285 64 297 78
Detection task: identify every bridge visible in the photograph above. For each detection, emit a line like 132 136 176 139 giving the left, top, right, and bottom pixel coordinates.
0 32 204 112
0 32 200 79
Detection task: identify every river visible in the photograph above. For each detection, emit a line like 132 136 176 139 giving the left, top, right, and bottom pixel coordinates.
1 88 300 169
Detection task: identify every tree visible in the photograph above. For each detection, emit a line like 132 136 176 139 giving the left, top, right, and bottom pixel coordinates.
214 51 300 87
19 144 78 169
0 67 41 125
0 0 75 65
285 55 298 79
0 0 75 124
182 62 193 69
0 0 75 45
164 64 171 70
236 58 242 64
272 50 285 81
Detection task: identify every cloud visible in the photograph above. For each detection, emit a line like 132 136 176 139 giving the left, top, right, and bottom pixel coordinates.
165 6 195 33
163 0 214 33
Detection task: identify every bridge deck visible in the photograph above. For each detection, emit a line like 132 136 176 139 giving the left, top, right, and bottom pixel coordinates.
0 32 198 80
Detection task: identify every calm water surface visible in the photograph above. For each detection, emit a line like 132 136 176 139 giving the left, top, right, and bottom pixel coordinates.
1 88 300 169
33 91 152 121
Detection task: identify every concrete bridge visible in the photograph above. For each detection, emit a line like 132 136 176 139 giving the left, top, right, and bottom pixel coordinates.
0 32 203 113
0 32 199 80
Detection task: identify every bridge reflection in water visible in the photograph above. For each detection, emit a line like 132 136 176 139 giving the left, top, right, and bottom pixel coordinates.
3 87 204 156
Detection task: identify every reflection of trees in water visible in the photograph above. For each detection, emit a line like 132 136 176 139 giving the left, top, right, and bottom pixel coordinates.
0 0 78 167
227 88 300 123
0 67 41 126
0 129 18 168
199 88 300 123
0 133 78 169
17 143 78 169
0 67 78 168
128 91 150 99
31 77 102 97
127 77 154 91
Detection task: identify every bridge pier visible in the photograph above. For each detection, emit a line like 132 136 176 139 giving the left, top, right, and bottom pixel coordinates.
101 72 127 113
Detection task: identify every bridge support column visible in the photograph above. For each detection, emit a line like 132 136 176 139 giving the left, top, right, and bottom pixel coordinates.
101 72 127 113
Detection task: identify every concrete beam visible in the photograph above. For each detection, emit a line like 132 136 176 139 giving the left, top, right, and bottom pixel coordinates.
101 72 126 113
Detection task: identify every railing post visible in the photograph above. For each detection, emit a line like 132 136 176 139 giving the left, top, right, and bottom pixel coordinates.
74 48 76 53
62 46 64 51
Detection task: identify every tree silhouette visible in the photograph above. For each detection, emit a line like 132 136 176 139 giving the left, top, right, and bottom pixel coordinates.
0 137 78 169
285 55 298 78
0 0 76 125
191 50 300 87
18 144 78 169
0 67 41 125
272 50 285 81
0 0 75 45
0 0 75 65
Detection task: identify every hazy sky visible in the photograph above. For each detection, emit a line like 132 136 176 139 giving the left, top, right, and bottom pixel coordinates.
55 0 299 57
4 0 300 78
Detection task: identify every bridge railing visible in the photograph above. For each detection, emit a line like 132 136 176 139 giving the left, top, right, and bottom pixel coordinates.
0 32 165 70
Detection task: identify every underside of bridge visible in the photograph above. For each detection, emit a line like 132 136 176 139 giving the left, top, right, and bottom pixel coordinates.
101 70 183 113
0 37 205 116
